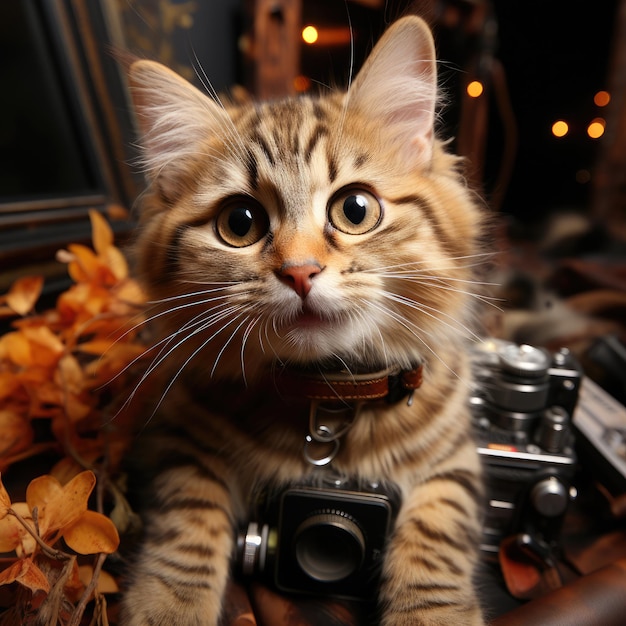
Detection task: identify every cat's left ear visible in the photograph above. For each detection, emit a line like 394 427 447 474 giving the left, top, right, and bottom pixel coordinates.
348 16 437 166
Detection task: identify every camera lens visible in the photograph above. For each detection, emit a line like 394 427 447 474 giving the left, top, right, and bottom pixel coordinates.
294 511 365 582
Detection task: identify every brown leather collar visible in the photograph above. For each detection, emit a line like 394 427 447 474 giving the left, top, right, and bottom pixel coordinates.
275 364 423 404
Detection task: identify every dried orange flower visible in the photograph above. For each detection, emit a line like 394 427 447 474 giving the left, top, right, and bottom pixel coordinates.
0 470 120 619
0 471 119 558
0 208 146 623
0 209 147 471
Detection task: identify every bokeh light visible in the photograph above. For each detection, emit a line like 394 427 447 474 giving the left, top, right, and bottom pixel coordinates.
302 25 318 45
466 81 484 98
551 120 569 137
594 91 610 107
587 118 606 139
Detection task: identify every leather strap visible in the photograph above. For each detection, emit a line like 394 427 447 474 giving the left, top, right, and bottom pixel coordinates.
275 364 423 403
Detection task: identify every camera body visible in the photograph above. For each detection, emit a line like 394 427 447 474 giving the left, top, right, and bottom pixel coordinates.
470 339 582 556
236 473 399 600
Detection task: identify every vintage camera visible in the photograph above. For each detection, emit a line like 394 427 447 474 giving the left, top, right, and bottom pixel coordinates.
235 472 400 600
470 339 583 558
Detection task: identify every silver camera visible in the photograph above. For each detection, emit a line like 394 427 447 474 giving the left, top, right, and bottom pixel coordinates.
470 339 582 557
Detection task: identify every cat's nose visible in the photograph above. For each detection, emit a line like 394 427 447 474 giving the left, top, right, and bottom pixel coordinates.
277 263 322 299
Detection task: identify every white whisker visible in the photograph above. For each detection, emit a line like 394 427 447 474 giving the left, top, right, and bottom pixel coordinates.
379 276 503 310
240 315 263 384
331 7 354 162
367 299 466 383
119 303 244 416
147 284 238 304
106 286 236 359
144 306 250 420
211 314 252 378
381 291 481 342
190 49 249 162
362 252 494 274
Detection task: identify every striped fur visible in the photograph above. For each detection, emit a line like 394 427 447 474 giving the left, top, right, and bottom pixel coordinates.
121 16 486 626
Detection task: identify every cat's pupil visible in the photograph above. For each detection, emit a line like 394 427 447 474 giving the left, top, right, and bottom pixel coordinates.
228 207 254 237
343 195 367 225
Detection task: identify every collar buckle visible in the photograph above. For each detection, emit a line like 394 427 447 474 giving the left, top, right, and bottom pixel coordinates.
303 400 361 466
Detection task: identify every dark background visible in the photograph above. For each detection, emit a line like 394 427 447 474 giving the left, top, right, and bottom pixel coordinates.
0 0 620 265
294 1 619 223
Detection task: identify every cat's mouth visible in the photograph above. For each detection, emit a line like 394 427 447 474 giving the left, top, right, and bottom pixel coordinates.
290 308 332 328
279 302 345 333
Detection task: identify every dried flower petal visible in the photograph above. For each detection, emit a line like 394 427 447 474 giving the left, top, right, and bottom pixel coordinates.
55 248 75 265
102 245 129 281
0 409 33 463
89 209 114 256
79 564 119 594
0 372 22 401
4 276 44 316
65 245 93 283
0 502 36 554
55 354 84 395
63 510 120 555
0 331 31 367
0 556 50 593
26 471 95 538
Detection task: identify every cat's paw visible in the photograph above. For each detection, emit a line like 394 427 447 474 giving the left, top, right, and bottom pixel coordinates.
381 605 484 626
120 578 223 626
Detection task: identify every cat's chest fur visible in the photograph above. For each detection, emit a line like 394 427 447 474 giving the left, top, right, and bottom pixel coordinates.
147 345 473 499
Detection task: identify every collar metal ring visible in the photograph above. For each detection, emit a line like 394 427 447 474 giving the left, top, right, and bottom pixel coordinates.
303 434 339 466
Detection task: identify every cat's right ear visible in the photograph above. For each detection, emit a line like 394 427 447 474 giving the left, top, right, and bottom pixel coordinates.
347 16 438 167
128 60 230 197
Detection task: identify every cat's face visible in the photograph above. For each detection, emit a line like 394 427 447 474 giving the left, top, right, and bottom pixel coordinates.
129 17 482 381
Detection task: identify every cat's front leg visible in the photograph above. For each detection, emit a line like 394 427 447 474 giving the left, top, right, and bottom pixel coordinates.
120 449 236 626
379 465 485 626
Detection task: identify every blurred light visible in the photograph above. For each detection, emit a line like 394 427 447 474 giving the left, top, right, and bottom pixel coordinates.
551 120 569 137
303 27 352 46
587 118 606 139
594 91 610 107
293 75 311 92
576 169 591 184
466 81 484 98
302 25 318 44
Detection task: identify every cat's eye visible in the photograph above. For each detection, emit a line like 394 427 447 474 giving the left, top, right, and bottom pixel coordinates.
328 188 382 235
215 198 269 247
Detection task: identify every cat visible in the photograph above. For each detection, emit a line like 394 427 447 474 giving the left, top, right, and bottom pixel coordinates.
120 15 486 626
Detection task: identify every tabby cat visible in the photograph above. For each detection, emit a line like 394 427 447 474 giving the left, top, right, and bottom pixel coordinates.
121 15 486 626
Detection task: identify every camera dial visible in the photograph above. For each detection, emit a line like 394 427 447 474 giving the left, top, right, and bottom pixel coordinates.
535 406 570 452
498 343 550 378
530 477 569 518
239 522 273 576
